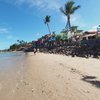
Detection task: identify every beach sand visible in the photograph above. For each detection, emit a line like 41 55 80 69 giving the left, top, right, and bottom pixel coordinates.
0 53 100 100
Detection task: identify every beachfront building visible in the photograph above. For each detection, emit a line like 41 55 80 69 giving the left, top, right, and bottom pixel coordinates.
61 26 83 42
82 31 97 40
97 25 100 37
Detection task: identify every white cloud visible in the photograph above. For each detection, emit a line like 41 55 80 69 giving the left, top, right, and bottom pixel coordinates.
7 35 13 39
35 33 41 36
7 35 18 40
92 25 98 29
88 25 98 32
0 26 17 40
14 0 62 11
0 27 9 34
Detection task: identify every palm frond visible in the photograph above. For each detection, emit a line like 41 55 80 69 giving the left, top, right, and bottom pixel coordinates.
65 0 75 14
60 7 67 15
71 5 80 14
44 15 50 23
45 15 50 23
60 0 80 15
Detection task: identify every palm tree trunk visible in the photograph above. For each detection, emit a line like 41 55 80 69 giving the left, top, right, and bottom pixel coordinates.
68 15 71 30
65 21 69 30
47 23 51 34
67 15 72 43
66 15 71 32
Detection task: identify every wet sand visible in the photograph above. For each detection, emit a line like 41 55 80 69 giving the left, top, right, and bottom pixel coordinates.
0 52 100 100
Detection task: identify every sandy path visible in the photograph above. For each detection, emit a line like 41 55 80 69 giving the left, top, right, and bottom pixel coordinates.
0 53 100 100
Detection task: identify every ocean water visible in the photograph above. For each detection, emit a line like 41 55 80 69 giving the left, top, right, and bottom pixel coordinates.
0 52 27 97
0 52 23 58
0 52 25 70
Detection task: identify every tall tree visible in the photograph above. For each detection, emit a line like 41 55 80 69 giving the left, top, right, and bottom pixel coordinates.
44 15 51 34
60 0 80 31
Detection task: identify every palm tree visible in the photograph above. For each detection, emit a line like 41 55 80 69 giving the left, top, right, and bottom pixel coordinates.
44 15 51 34
60 0 80 31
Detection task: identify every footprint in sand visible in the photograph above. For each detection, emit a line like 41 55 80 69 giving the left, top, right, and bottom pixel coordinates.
70 68 83 76
23 81 29 86
82 90 90 93
32 89 34 93
56 74 63 78
70 68 76 72
41 89 54 99
59 63 66 68
59 63 71 70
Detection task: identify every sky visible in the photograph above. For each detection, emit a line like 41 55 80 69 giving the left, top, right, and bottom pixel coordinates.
0 0 100 50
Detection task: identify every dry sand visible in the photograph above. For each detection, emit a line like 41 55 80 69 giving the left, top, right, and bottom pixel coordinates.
0 53 100 100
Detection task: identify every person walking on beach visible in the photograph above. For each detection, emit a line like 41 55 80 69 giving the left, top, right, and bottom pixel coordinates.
33 48 37 54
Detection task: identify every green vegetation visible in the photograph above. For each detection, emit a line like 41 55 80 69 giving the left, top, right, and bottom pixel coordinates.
56 34 62 41
8 40 28 51
9 43 20 51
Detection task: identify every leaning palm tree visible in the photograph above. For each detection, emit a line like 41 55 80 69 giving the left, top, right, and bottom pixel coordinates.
44 15 51 34
60 0 80 31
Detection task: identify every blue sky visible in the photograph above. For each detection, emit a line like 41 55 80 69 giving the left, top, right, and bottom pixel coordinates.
0 0 100 50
